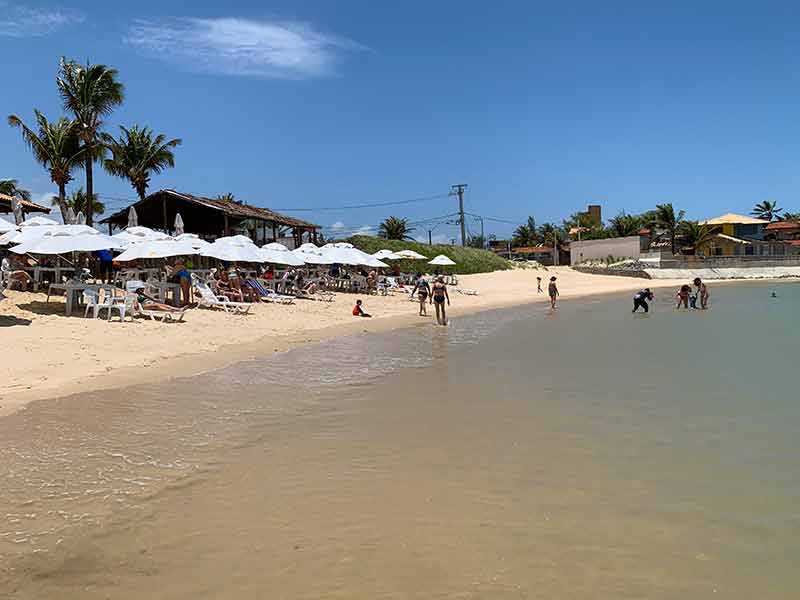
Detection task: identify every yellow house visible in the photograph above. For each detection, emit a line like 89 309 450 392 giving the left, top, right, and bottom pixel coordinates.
697 213 786 257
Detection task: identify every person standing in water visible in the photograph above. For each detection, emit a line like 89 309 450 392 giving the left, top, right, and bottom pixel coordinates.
548 276 559 309
536 276 543 293
411 273 430 316
430 276 450 325
676 284 691 309
632 288 654 313
693 277 709 309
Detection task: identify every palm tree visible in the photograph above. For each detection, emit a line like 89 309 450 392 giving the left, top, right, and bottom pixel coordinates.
0 179 31 201
378 216 415 240
780 211 800 223
216 193 237 203
654 203 685 255
538 222 559 245
57 57 124 226
678 221 717 255
608 213 642 237
751 200 782 221
51 187 105 217
7 110 84 223
511 216 538 247
101 125 181 200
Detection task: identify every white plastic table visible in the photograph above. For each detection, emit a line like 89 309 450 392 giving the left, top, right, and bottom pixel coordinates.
47 283 117 316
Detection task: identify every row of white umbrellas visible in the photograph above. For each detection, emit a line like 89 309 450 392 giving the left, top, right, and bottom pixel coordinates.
1 216 456 268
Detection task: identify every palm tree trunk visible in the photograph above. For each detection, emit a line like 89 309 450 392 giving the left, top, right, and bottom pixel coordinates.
85 153 94 226
57 182 69 223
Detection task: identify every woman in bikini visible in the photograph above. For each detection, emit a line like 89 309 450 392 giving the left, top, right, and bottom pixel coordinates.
430 276 450 325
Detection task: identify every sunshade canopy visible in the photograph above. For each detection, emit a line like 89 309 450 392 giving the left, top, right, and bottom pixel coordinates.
428 254 457 266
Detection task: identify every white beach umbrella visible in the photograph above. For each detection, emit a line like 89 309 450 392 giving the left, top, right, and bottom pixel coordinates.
394 249 429 260
0 216 15 233
115 238 201 261
21 216 58 227
112 226 170 246
10 225 123 255
0 224 56 246
428 254 456 266
372 249 403 260
64 206 76 225
174 213 185 236
201 237 265 263
320 243 388 267
292 242 333 265
174 233 209 249
127 206 138 228
11 196 23 225
260 243 304 266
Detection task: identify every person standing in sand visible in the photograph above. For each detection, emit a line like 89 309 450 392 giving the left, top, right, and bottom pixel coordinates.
548 276 559 309
430 277 450 325
537 276 543 293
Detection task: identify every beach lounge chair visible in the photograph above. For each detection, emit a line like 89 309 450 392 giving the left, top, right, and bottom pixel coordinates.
456 288 478 296
193 277 251 314
246 278 295 304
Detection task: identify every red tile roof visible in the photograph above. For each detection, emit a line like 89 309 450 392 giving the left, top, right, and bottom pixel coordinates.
764 221 800 230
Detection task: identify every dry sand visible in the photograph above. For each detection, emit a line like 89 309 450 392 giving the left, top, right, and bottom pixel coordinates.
1 267 686 416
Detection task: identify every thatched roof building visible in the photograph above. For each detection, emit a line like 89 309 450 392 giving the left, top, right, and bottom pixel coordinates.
101 189 319 245
0 193 51 215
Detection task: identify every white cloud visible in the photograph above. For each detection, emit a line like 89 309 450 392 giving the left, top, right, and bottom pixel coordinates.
353 225 374 236
29 191 57 206
124 17 361 79
0 2 83 36
330 221 345 231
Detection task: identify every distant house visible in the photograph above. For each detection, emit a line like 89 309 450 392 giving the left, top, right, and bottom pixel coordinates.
763 220 800 241
697 213 790 257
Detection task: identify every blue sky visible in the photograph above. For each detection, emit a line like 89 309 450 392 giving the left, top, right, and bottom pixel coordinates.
2 1 800 242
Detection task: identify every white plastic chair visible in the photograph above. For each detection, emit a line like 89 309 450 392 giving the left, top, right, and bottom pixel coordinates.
109 293 136 322
83 289 114 319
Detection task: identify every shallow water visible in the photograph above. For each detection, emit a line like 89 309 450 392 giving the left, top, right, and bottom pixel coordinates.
2 282 799 598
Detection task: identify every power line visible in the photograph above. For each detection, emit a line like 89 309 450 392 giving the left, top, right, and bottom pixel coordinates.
274 192 451 212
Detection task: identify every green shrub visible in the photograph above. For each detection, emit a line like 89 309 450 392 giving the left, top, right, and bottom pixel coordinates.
347 235 512 274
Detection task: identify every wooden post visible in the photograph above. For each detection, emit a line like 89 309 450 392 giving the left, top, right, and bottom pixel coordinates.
223 214 229 236
272 222 277 242
162 196 168 232
108 222 112 235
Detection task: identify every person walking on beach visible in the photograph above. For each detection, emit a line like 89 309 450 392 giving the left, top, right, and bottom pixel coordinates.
537 276 543 293
693 277 709 309
411 273 430 316
431 276 450 325
632 288 654 313
548 276 559 309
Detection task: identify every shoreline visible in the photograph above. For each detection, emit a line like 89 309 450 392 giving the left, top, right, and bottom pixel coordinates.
0 269 782 417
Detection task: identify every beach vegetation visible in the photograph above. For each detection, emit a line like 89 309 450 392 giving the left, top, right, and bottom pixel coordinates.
378 216 415 240
51 187 105 217
102 125 182 200
678 221 717 255
57 57 125 226
7 111 84 223
511 216 538 247
349 235 512 274
653 203 685 255
0 178 31 201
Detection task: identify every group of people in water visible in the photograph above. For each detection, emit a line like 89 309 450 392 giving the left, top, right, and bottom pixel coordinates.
353 273 452 326
632 278 710 313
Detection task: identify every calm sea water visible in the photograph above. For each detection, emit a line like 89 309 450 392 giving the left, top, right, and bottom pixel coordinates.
1 281 799 599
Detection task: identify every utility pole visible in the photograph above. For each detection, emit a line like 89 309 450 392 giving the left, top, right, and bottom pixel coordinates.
428 230 432 246
450 184 468 246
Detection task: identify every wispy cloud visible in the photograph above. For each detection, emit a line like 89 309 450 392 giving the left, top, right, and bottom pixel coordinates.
124 17 361 79
0 2 83 36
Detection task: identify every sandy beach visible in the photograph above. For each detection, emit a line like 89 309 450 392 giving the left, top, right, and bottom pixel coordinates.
1 267 686 416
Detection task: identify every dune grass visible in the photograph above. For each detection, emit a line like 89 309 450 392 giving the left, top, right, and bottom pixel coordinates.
348 235 512 274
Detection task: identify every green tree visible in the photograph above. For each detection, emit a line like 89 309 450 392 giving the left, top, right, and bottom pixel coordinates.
751 200 782 221
511 216 538 247
101 125 181 201
678 221 717 255
216 193 238 203
7 110 84 223
654 203 685 255
52 187 105 218
607 213 643 238
0 179 31 201
538 222 560 245
378 216 415 240
466 234 486 249
57 57 124 226
780 211 800 222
